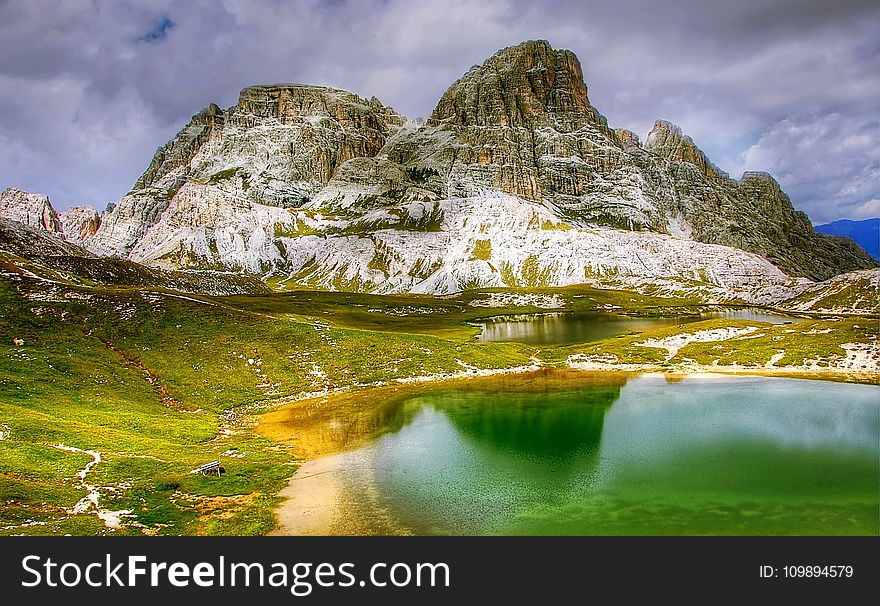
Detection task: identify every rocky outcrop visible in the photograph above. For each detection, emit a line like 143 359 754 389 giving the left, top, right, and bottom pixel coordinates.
614 129 641 149
88 85 404 258
656 165 877 281
423 40 632 211
126 181 291 272
318 41 658 232
60 206 101 247
0 187 62 233
0 217 92 258
429 40 609 133
643 120 728 181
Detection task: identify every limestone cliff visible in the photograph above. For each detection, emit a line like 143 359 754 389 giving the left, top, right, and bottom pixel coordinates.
60 205 101 247
310 41 875 280
0 187 62 233
89 84 404 257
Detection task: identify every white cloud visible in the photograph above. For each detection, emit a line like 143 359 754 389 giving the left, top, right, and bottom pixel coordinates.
846 199 880 221
732 112 879 223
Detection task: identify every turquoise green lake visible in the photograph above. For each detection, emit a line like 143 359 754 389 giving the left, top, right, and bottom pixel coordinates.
313 375 879 535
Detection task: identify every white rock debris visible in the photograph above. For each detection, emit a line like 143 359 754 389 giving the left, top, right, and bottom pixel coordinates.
765 352 786 368
51 444 133 530
635 326 760 361
835 343 880 372
95 193 796 300
469 292 567 309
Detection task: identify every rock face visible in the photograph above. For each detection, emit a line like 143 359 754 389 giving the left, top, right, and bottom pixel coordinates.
430 40 604 130
311 41 876 281
60 206 101 247
0 216 93 258
643 120 727 181
88 85 404 258
0 187 62 233
9 40 878 297
614 129 641 149
422 39 622 204
274 195 796 300
0 187 103 250
318 41 644 227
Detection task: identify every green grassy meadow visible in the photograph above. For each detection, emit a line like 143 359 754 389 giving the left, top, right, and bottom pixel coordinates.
0 268 876 535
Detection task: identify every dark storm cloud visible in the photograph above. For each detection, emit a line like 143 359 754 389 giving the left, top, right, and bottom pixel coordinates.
0 0 877 223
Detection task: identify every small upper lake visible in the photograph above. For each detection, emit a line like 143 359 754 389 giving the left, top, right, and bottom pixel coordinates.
476 308 799 345
273 374 879 536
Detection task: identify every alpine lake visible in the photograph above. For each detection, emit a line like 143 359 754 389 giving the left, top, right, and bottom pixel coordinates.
262 311 879 536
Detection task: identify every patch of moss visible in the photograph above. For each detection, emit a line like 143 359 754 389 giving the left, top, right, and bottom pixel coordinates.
521 255 553 288
541 219 572 231
470 239 492 261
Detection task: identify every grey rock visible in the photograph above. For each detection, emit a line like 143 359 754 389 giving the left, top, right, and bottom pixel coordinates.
0 187 62 233
89 84 404 257
60 205 101 247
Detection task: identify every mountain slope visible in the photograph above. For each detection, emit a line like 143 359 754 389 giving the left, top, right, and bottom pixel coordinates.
776 268 879 314
815 218 879 260
0 217 268 295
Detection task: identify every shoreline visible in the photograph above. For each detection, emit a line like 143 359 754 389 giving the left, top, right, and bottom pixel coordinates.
257 360 877 421
258 363 878 536
565 362 879 384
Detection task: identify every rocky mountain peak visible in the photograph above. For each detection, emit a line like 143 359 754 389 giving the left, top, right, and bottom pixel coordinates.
429 39 607 133
644 120 727 181
235 84 402 131
614 129 641 148
0 187 62 233
89 82 406 258
129 83 405 204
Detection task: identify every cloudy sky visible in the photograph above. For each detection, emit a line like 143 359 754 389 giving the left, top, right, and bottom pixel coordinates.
1 0 877 223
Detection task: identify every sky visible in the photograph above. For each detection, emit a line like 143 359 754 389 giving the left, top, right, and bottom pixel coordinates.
0 0 878 224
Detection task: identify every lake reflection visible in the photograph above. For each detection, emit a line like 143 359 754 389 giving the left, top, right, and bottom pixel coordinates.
277 375 879 536
476 308 797 345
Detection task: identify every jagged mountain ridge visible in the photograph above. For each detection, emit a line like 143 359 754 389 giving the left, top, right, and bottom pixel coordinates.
3 40 877 300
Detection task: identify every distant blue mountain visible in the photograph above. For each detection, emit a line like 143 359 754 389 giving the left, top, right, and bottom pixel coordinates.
815 218 879 261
